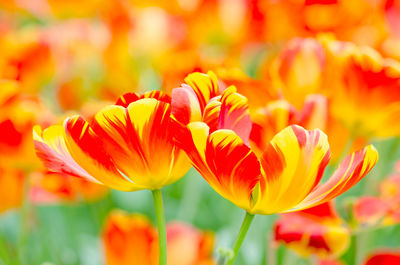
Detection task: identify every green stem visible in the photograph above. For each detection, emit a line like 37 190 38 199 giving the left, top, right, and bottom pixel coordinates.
18 175 31 265
152 189 167 265
227 212 255 265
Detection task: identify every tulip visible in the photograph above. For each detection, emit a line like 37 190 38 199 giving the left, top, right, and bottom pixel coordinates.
34 91 191 265
172 72 378 264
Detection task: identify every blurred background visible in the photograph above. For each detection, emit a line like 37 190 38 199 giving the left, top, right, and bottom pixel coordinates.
1 0 400 264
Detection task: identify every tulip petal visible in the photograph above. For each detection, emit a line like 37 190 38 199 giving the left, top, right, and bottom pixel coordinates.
91 98 189 189
171 85 202 124
64 116 135 191
297 145 378 209
183 71 220 111
116 91 171 108
174 122 261 211
202 97 221 132
218 86 252 145
253 125 331 214
33 125 100 184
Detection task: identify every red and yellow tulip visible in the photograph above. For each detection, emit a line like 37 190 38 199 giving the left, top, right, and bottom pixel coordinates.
175 121 377 214
33 91 190 191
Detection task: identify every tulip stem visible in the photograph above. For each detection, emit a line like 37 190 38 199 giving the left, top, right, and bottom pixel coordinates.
227 212 255 265
152 189 167 265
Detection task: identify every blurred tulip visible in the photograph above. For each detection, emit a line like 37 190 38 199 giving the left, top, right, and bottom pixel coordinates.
0 30 54 94
274 202 350 258
30 171 109 204
103 211 158 265
103 210 215 265
354 168 400 226
269 38 326 108
324 41 400 139
353 196 390 226
0 80 54 169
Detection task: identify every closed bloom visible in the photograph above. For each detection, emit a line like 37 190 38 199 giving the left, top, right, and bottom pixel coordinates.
274 202 350 258
103 210 215 265
175 122 378 215
33 91 190 191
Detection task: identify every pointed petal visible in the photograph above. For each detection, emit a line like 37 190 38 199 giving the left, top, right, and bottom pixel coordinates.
253 125 331 214
116 91 171 108
183 71 220 111
297 145 378 209
33 125 100 184
218 86 252 145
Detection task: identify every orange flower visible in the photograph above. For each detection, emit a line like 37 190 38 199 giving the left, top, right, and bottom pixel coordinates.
34 91 190 191
274 202 350 258
103 210 215 265
103 211 158 265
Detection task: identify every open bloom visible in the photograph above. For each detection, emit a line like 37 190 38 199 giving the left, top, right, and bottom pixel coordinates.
274 202 350 258
33 91 190 191
175 122 378 215
103 210 215 265
172 71 378 214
